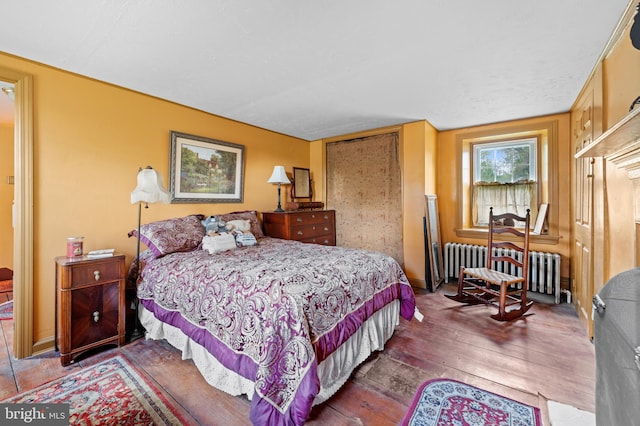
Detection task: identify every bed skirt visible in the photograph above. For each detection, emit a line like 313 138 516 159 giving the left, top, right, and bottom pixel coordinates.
139 299 400 405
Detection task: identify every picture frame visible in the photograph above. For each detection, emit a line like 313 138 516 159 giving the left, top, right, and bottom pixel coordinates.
169 131 244 203
424 194 444 292
292 167 312 199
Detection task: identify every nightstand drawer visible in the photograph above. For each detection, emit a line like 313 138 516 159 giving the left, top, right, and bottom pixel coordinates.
70 262 122 288
57 257 124 289
69 282 120 349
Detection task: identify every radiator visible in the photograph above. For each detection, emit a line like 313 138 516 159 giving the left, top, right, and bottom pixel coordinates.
444 242 562 304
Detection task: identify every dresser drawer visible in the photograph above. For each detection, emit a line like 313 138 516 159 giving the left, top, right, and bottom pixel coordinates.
288 211 335 226
290 223 334 240
300 234 336 246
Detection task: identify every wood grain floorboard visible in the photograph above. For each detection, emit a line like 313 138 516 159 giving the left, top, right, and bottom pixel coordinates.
0 284 595 425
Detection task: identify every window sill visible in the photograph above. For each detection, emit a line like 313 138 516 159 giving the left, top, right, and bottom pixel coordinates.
455 228 561 245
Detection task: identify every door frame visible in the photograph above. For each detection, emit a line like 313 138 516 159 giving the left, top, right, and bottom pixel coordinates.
0 66 34 358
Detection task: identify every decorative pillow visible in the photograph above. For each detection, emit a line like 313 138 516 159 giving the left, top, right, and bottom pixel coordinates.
217 211 265 238
202 234 238 254
234 231 258 247
128 214 205 258
226 219 251 232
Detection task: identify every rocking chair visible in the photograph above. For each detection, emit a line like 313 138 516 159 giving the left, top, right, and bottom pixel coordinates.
446 208 533 321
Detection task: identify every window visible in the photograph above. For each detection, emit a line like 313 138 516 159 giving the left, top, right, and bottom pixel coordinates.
456 120 558 241
473 138 536 183
472 138 538 225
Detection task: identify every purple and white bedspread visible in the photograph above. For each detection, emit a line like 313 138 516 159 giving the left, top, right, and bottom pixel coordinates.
137 237 416 425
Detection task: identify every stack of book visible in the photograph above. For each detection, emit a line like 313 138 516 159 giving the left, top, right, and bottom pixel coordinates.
87 249 115 259
285 201 325 211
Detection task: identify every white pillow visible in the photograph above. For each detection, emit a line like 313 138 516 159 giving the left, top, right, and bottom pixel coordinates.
202 234 237 254
235 232 258 247
226 219 252 232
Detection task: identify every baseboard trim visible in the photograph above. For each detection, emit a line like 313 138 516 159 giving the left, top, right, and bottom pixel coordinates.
32 336 55 356
409 277 427 290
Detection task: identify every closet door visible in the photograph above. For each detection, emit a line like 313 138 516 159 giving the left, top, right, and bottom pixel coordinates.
571 65 604 339
573 99 595 338
326 132 403 264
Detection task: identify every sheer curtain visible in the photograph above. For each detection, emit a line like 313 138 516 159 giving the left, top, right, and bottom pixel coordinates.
473 181 538 226
326 133 403 265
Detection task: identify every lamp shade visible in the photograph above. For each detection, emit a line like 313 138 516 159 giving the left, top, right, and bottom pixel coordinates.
1 86 14 101
267 166 291 184
131 166 171 204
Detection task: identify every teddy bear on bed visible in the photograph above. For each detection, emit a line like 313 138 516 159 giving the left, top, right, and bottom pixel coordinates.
201 216 231 236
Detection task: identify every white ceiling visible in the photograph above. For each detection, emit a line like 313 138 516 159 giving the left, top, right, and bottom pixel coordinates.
0 1 632 140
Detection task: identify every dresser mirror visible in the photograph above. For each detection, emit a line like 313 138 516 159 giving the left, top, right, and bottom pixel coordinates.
292 167 312 199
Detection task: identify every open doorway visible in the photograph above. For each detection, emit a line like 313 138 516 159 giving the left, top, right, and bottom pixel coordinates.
0 67 34 359
0 80 14 323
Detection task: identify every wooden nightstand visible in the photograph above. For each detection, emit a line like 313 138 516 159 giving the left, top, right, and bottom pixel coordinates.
262 210 336 246
55 254 126 366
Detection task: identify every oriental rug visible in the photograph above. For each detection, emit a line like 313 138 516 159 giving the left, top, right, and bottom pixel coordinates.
1 355 195 425
0 300 12 320
401 378 542 426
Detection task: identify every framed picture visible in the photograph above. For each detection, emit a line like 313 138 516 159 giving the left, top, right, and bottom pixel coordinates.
424 194 444 292
169 131 244 203
292 167 312 199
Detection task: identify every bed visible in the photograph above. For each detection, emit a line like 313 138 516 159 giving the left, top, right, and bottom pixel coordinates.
130 212 417 426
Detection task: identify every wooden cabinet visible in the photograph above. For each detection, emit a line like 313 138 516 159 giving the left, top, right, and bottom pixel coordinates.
263 210 336 246
55 254 126 366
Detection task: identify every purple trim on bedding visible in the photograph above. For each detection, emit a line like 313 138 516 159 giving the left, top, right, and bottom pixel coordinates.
400 282 417 320
139 234 163 257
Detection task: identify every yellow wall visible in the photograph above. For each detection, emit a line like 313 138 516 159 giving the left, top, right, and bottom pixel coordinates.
0 52 310 347
437 113 573 279
401 121 434 286
0 124 13 269
600 15 640 276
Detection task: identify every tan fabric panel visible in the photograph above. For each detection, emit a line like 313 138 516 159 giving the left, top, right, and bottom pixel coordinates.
326 133 403 264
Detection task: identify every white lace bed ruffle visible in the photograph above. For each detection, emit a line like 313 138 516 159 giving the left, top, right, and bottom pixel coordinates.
139 300 400 405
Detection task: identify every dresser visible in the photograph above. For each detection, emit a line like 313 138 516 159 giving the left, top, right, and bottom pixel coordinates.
55 254 126 366
262 210 336 246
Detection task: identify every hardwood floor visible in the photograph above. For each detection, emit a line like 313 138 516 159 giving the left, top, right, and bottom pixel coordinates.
0 284 595 425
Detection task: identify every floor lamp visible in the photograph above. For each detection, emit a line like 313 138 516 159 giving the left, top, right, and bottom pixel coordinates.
130 166 170 341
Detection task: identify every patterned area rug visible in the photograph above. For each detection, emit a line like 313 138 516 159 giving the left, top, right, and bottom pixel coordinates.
0 300 12 320
1 355 194 425
402 378 542 426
